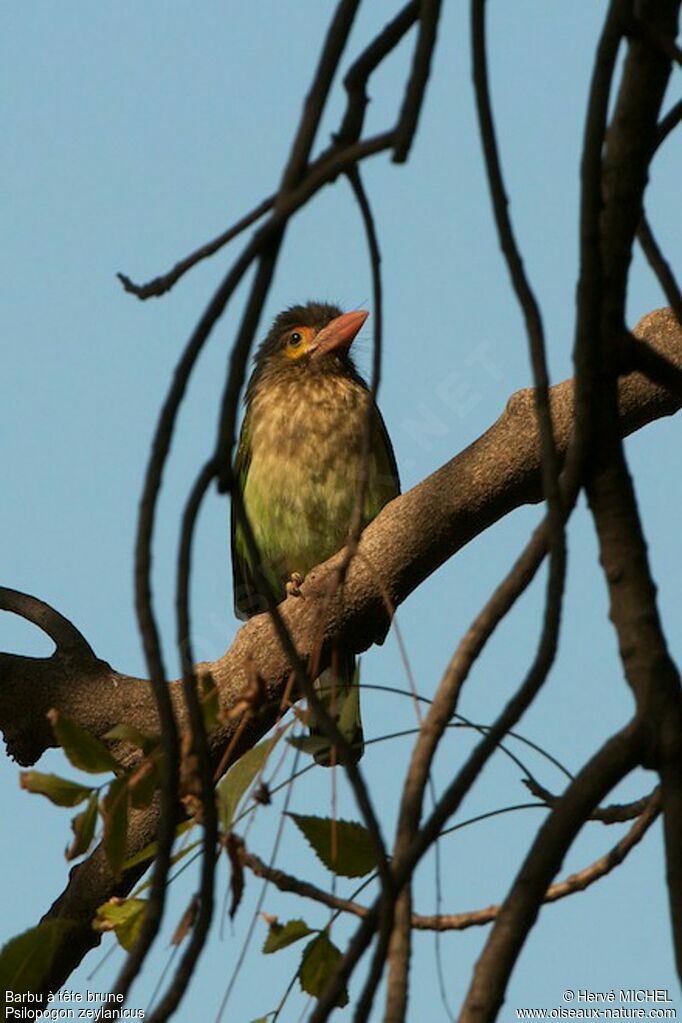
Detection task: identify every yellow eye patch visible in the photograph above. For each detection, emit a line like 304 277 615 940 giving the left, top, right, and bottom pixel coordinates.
283 325 314 359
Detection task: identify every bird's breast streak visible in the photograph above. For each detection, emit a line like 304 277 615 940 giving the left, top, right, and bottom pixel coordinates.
244 378 370 578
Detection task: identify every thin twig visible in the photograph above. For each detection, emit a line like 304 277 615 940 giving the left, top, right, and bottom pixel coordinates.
117 194 274 299
523 778 660 824
215 748 302 1023
459 723 643 1022
210 0 396 916
383 0 570 1012
119 0 370 1005
462 0 681 1013
393 0 443 163
244 786 658 930
636 215 682 323
654 98 682 151
337 1 420 145
457 3 627 1015
118 1 421 301
341 168 384 567
146 460 219 1022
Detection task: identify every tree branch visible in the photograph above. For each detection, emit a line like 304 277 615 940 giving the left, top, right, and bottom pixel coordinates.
393 0 443 163
1 307 680 993
460 722 644 1022
636 214 682 323
0 589 96 662
2 307 678 769
242 787 660 929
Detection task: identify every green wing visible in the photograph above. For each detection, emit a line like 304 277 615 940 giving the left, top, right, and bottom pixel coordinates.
231 413 263 621
365 402 400 521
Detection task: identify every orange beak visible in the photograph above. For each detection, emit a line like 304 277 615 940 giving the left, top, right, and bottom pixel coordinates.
310 309 369 358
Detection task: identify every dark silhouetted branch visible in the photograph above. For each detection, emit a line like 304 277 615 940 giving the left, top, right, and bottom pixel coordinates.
337 1 420 146
244 787 660 929
2 308 680 996
459 723 643 1023
523 777 660 824
145 459 219 1022
0 587 96 662
636 215 682 323
393 0 443 162
117 195 275 299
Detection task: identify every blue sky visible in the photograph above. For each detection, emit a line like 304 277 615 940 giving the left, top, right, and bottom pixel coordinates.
2 3 681 1020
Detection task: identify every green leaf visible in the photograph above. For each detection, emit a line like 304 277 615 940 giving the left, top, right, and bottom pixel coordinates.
217 731 281 832
103 723 158 755
287 814 378 878
263 918 315 954
102 777 129 877
93 898 146 952
66 791 98 860
48 709 121 775
0 920 76 994
298 932 348 1007
20 770 94 807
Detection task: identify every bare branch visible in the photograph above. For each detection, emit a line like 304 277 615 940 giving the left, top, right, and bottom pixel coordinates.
383 0 570 1010
522 777 660 824
580 0 682 980
393 0 443 163
144 460 219 1022
3 309 678 766
0 587 96 662
129 2 367 1011
117 195 274 299
636 215 682 323
460 722 643 1023
337 1 420 146
458 0 682 1014
243 788 660 930
655 97 682 149
2 307 680 994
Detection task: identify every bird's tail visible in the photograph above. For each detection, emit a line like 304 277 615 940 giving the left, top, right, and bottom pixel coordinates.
308 650 364 767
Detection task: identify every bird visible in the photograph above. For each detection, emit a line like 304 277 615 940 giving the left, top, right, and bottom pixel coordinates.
231 301 400 765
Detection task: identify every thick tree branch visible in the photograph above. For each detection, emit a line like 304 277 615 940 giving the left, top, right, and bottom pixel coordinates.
1 307 678 770
1 307 680 993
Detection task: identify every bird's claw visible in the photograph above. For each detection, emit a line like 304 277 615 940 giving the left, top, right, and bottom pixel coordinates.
286 572 304 598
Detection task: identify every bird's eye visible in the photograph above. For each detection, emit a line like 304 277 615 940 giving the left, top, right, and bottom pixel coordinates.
284 326 311 359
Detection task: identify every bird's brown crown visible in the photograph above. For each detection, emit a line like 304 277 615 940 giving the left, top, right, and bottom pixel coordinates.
246 301 365 402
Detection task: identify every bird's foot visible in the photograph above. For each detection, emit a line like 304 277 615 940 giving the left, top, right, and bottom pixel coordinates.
285 572 304 598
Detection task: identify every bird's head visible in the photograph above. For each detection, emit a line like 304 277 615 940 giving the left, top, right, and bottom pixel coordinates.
247 302 368 396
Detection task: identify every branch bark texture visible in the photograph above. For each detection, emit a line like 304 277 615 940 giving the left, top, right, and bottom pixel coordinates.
0 306 680 991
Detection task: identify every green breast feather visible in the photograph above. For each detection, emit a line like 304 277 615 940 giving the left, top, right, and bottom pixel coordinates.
231 382 399 621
